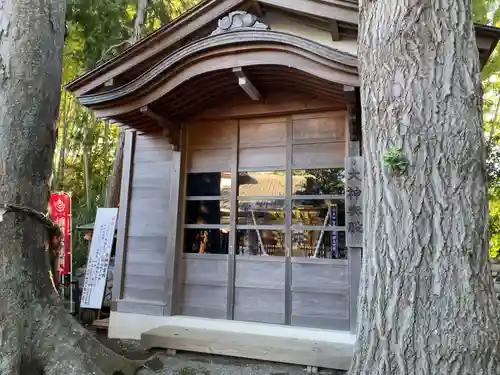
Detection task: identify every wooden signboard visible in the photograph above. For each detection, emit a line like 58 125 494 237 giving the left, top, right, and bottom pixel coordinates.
80 208 118 309
345 157 363 248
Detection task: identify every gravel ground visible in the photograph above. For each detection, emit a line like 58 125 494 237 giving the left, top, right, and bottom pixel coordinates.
138 352 346 375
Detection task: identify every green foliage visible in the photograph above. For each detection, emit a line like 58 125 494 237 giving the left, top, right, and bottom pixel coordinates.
489 186 500 258
144 0 200 33
66 0 134 70
55 0 200 271
383 148 408 175
475 0 500 257
294 169 345 195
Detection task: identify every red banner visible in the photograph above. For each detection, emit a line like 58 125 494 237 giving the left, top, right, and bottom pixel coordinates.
49 193 72 277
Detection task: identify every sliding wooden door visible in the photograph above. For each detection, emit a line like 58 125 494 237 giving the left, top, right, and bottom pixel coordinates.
178 111 350 330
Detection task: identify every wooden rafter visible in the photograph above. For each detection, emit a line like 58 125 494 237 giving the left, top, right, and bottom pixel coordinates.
233 67 261 101
329 20 340 41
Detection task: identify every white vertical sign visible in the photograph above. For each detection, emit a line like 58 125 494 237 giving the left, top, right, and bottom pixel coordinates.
80 208 118 309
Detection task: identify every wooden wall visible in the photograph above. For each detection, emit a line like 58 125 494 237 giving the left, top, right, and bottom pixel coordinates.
181 254 228 319
112 93 357 330
234 257 286 324
291 258 349 330
119 133 174 306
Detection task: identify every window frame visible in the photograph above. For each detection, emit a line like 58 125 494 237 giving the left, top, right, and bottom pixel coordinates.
181 113 348 260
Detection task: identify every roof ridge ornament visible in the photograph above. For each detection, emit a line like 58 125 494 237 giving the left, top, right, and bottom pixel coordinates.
211 11 269 36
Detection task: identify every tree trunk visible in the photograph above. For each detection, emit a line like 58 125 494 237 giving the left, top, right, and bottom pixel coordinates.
350 1 500 374
104 130 125 208
132 0 149 43
0 2 157 374
83 143 91 206
56 96 72 190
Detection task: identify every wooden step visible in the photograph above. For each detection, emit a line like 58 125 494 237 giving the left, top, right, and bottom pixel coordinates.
93 318 109 330
140 316 355 370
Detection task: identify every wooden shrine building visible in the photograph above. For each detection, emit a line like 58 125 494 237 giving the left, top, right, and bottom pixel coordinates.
66 1 500 370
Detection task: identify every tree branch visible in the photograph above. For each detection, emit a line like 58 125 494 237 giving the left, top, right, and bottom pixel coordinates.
0 203 61 237
97 40 132 65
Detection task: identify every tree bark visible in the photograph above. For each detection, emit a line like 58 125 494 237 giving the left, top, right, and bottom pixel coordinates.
0 1 158 374
132 0 150 43
350 1 500 374
83 143 91 206
104 130 125 208
56 95 72 190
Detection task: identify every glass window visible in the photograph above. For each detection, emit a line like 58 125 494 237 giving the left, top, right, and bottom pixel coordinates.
182 135 349 261
292 169 345 195
292 230 347 259
187 172 232 197
237 199 285 225
292 200 345 227
183 229 230 254
238 171 286 197
236 230 285 256
185 200 230 225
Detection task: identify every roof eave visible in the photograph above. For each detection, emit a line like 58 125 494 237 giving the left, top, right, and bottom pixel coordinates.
65 0 222 92
65 6 500 94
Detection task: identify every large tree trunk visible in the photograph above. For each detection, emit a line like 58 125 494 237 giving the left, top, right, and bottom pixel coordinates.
0 2 156 374
350 1 500 374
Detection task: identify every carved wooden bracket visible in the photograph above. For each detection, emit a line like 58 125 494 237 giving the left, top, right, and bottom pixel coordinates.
140 106 180 151
211 11 269 36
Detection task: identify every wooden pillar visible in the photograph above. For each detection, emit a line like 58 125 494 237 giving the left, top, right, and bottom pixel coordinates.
111 129 136 307
226 123 239 319
344 86 363 333
164 125 186 316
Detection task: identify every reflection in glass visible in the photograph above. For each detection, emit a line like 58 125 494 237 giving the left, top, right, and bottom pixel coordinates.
185 200 230 225
238 171 286 197
292 200 345 227
292 169 345 195
187 172 231 196
236 230 285 256
237 199 285 225
292 230 347 259
183 229 229 254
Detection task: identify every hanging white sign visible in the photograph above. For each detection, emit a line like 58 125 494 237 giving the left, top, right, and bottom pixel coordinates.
80 208 118 309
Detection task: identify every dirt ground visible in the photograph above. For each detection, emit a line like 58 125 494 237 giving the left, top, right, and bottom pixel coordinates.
93 329 346 375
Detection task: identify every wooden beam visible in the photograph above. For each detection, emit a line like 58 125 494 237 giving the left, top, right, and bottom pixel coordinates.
259 0 358 25
233 67 261 101
111 130 135 303
343 85 361 144
163 127 184 316
241 0 264 17
251 1 264 17
330 20 340 41
139 106 180 151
